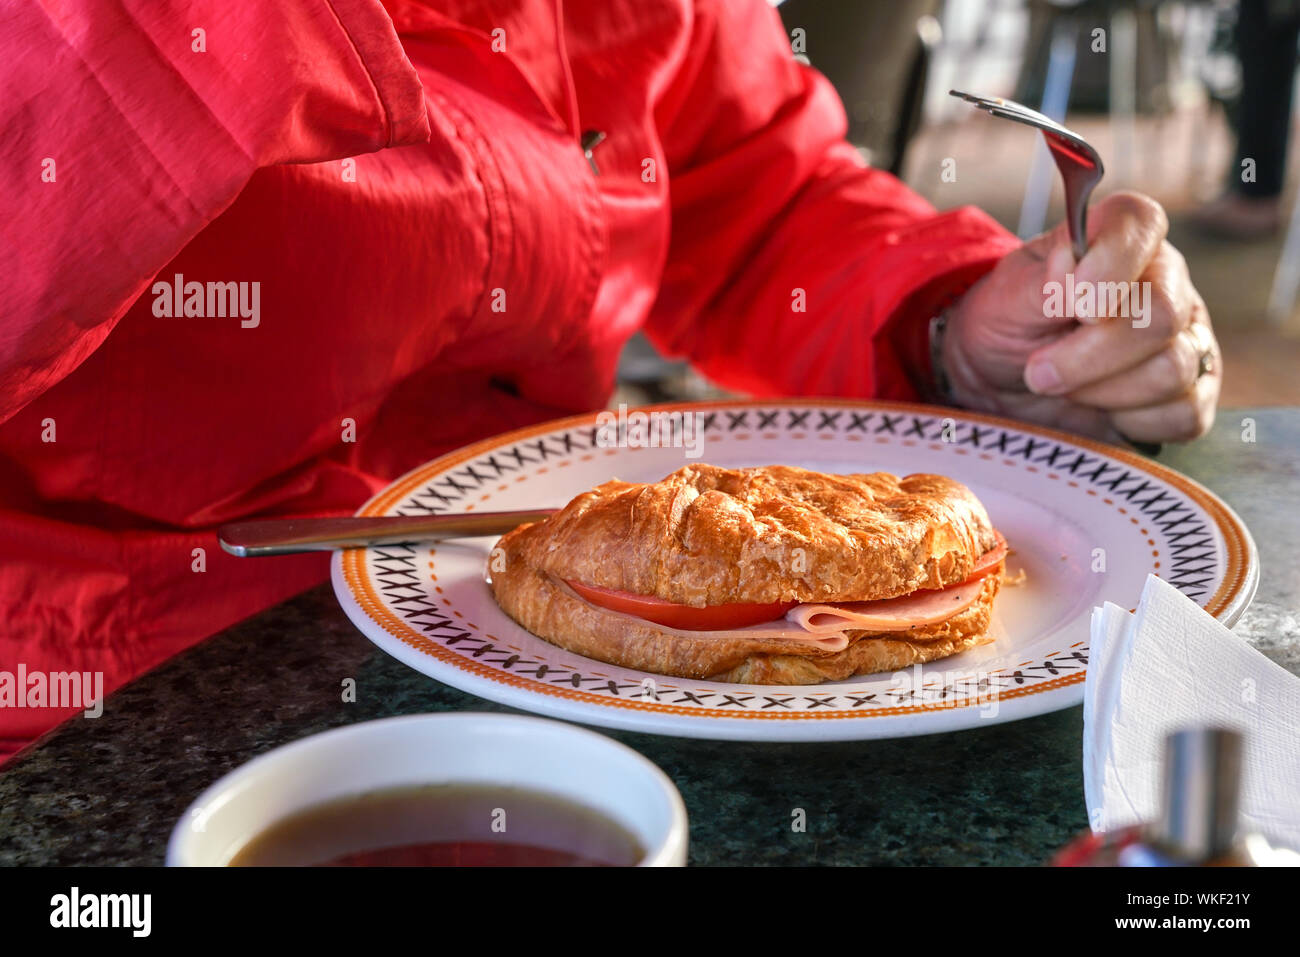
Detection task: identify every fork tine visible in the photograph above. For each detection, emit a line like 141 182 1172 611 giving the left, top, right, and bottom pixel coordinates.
951 89 1089 147
950 89 1033 118
986 105 1042 125
950 88 1049 124
984 105 1046 131
949 89 998 108
987 99 1056 127
955 95 1057 131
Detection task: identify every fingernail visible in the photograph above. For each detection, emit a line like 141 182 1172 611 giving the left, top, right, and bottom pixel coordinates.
1025 359 1064 395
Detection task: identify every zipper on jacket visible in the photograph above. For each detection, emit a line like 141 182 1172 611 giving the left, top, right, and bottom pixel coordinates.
581 130 606 176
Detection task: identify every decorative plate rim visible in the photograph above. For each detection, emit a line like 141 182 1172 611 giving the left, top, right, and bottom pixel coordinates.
333 398 1258 735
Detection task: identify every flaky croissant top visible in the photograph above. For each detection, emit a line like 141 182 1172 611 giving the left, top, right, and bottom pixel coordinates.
509 464 999 606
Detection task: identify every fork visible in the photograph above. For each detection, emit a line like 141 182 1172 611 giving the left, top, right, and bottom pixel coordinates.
949 89 1104 263
947 91 1163 456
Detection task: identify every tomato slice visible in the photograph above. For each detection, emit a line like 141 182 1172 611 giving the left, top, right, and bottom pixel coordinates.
566 531 1007 632
564 580 797 631
963 530 1008 584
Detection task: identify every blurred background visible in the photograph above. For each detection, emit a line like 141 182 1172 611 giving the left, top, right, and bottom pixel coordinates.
617 0 1300 409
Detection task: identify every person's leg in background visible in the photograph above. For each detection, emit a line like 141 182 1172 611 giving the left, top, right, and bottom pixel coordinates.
1192 0 1300 239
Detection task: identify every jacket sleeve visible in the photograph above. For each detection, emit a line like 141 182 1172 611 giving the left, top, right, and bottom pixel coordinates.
0 0 429 424
644 0 1021 401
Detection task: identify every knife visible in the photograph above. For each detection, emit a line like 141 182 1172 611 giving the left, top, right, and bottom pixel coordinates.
218 509 558 557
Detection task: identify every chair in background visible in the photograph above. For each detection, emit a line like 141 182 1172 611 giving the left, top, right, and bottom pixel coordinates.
777 0 943 175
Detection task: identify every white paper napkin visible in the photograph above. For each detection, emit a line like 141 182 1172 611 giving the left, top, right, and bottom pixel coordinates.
1084 574 1300 849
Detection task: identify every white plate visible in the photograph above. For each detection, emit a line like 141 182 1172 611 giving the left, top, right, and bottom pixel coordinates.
332 399 1258 741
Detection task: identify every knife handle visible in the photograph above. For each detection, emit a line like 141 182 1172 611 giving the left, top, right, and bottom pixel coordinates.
217 510 557 556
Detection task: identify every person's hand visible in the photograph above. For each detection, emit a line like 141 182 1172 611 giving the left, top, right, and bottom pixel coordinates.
941 191 1221 445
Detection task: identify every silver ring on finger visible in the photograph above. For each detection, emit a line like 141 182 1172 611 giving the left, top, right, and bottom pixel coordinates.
1196 349 1215 380
1182 322 1217 380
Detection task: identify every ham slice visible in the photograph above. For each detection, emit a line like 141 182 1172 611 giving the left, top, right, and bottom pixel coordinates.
786 578 986 634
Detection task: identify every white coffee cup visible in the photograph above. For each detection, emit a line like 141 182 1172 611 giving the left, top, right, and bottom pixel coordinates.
167 712 688 866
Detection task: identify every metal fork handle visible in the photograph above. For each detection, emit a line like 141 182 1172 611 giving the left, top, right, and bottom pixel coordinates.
1048 138 1100 263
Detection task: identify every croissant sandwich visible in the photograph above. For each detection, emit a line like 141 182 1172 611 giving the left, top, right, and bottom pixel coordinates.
488 464 1006 685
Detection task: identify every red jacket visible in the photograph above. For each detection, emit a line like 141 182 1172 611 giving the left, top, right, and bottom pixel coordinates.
0 0 1018 758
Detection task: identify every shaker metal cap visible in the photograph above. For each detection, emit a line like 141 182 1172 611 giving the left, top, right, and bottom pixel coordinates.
1155 727 1243 860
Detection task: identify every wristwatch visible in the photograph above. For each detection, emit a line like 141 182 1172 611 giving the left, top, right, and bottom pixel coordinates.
927 309 956 405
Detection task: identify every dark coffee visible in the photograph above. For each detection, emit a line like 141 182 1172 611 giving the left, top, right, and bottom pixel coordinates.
227 783 645 867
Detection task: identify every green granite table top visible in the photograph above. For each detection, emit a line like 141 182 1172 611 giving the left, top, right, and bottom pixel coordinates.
2 408 1296 866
